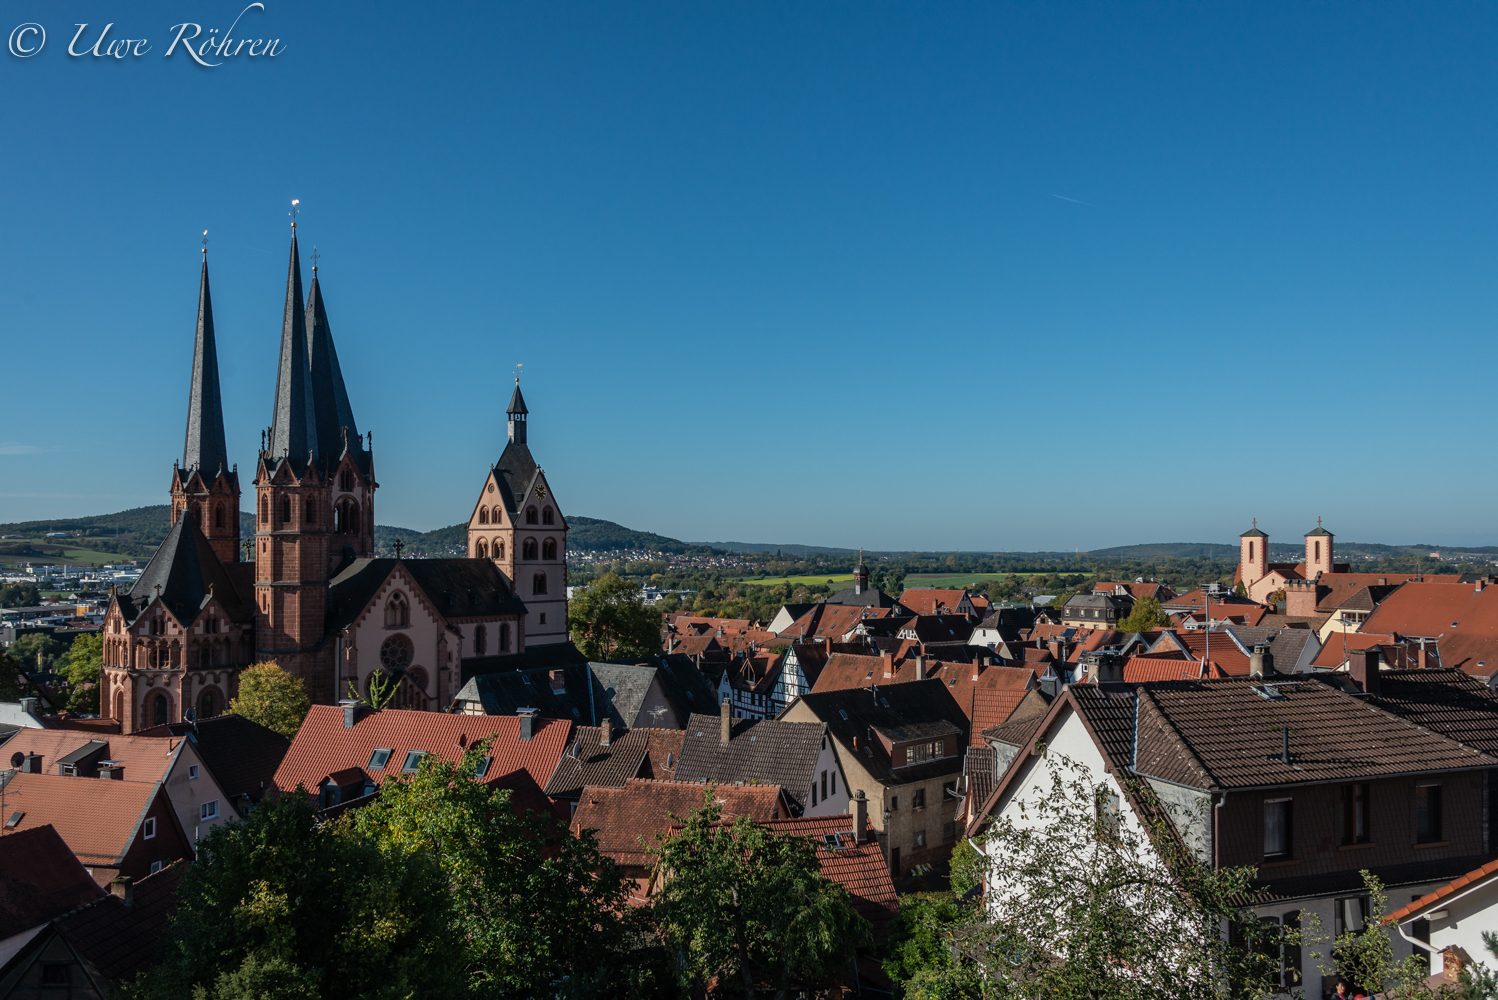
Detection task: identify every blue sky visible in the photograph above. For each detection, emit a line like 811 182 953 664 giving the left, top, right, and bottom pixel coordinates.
1 2 1495 551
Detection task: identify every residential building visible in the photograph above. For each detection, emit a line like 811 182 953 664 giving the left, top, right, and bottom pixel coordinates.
1059 592 1134 631
898 589 977 619
452 658 719 728
673 709 845 818
543 722 684 815
129 713 290 816
782 680 970 877
1356 581 1498 683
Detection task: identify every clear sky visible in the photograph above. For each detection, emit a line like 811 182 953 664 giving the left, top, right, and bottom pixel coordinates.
1 2 1495 551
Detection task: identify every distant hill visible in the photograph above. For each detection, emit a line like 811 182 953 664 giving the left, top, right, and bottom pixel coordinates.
1085 542 1238 560
372 515 708 556
705 541 858 556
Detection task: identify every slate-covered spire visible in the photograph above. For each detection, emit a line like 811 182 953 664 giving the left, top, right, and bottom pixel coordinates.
268 229 318 466
183 253 229 477
507 380 528 444
306 268 361 468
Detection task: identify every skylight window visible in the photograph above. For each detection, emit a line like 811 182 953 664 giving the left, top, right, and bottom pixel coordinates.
368 748 392 770
473 755 493 779
401 750 426 773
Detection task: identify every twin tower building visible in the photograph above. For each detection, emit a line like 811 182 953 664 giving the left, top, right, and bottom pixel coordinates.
100 224 568 733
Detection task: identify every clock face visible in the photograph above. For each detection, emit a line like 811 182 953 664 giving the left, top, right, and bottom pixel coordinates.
535 485 548 499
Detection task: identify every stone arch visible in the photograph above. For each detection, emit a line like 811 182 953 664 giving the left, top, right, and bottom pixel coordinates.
478 506 490 524
499 623 511 653
542 538 557 560
151 692 171 726
385 592 410 628
475 624 487 656
394 667 429 710
542 506 554 525
526 506 538 525
198 687 222 719
476 539 488 559
523 538 538 560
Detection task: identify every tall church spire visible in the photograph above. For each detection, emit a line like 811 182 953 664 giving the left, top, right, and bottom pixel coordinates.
306 268 361 468
507 380 528 444
268 227 318 466
183 251 228 476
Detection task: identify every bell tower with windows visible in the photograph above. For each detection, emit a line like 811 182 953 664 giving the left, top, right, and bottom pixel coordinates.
467 379 569 646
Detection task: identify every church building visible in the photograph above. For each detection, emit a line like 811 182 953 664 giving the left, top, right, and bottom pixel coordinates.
101 223 564 732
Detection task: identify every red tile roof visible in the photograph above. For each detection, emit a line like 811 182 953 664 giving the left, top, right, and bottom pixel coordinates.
898 590 971 617
1094 582 1177 601
1121 656 1214 683
273 705 572 799
762 815 899 943
1310 631 1401 669
969 685 1029 743
0 729 181 784
0 825 106 937
811 653 896 693
0 772 164 870
1360 582 1498 678
1386 857 1498 923
570 778 787 867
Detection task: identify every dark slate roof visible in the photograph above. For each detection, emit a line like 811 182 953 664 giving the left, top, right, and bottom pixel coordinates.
306 273 368 477
453 662 611 724
268 231 318 472
491 439 539 517
507 383 528 415
1240 525 1268 538
51 861 183 984
543 725 685 799
791 680 970 786
1132 677 1498 791
1069 685 1138 771
182 256 228 478
596 654 722 724
326 558 527 631
1348 668 1498 755
120 513 254 625
824 587 905 609
461 641 589 684
135 714 291 804
674 714 829 814
962 746 996 815
0 825 106 938
899 615 976 643
981 713 1048 750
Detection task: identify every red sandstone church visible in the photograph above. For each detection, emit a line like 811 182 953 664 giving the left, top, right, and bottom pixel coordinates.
100 226 569 733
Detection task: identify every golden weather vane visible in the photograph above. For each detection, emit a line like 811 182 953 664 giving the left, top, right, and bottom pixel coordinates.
514 362 523 385
289 199 300 228
312 245 320 272
202 229 208 255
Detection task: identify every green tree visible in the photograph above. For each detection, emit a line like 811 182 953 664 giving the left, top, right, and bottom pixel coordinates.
882 893 962 992
228 662 311 739
1317 870 1441 999
948 838 983 898
351 741 656 999
0 582 40 607
59 633 102 713
9 632 65 672
648 793 873 997
136 792 462 1000
568 573 663 660
1461 931 1498 999
1118 596 1171 632
0 649 26 702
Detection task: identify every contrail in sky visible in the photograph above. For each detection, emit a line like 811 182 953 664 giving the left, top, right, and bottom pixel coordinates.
1051 194 1096 207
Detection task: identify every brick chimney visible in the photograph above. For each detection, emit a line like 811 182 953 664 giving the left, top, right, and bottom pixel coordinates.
340 699 361 728
599 716 612 747
882 652 893 678
1249 642 1274 678
853 789 868 842
19 753 42 774
109 877 134 907
915 655 927 680
720 698 732 744
549 669 566 694
518 709 537 741
1349 649 1380 694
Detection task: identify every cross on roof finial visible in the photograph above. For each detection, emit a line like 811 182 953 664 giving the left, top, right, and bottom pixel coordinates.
394 539 405 559
1318 516 1323 528
289 199 300 228
312 245 319 272
514 362 522 385
1252 517 1257 529
202 229 208 255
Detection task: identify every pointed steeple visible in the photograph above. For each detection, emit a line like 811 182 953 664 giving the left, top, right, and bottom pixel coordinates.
183 253 229 477
507 380 528 444
306 268 361 469
268 229 318 467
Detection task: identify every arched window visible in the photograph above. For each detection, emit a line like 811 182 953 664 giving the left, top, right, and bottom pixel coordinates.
475 624 487 656
542 538 557 560
214 505 225 528
335 499 359 534
476 539 488 559
260 495 269 524
305 498 316 523
492 509 502 526
532 573 547 595
199 689 217 719
1248 542 1255 560
526 507 538 525
281 495 291 523
478 507 489 525
192 503 203 524
341 470 355 491
394 668 429 710
385 593 410 628
200 645 213 668
523 539 538 560
379 634 413 670
542 507 554 525
113 691 124 723
496 541 505 559
153 694 170 726
499 623 510 653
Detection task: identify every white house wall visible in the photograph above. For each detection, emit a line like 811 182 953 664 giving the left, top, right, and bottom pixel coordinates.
803 736 849 818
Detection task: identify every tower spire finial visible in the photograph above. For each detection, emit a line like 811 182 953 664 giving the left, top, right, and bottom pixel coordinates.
289 198 299 229
202 229 208 256
312 245 319 273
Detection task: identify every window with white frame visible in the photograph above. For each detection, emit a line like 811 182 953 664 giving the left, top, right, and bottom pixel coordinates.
143 818 156 840
200 800 219 821
188 764 199 780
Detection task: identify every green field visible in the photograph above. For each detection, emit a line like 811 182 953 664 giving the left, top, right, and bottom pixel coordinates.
731 574 857 588
729 571 1055 590
0 542 131 568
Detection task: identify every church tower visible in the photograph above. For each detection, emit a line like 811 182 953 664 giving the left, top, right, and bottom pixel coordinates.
253 226 336 701
307 260 376 571
467 380 569 647
170 247 240 563
1305 519 1334 579
1239 520 1268 589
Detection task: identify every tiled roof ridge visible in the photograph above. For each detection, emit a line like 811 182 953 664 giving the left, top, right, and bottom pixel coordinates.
1386 857 1498 923
1132 686 1218 790
1338 682 1498 766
